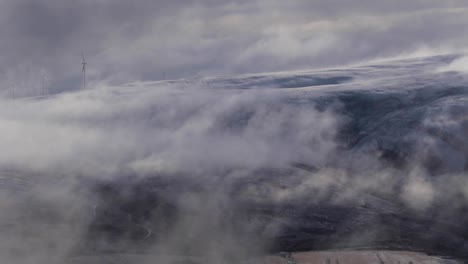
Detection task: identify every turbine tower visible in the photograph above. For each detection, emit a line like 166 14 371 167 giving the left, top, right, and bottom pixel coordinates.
81 52 87 90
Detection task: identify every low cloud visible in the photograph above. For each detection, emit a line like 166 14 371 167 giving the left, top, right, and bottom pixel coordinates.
437 56 468 73
0 63 466 262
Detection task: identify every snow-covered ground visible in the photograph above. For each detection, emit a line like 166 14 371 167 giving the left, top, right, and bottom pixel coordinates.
0 54 467 263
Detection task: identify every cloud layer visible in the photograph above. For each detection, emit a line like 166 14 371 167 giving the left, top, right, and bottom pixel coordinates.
0 2 468 262
1 0 468 93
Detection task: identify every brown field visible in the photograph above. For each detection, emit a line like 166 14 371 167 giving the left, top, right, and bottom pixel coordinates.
287 251 458 264
69 251 459 264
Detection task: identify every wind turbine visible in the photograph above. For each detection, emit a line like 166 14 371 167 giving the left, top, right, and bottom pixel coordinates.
81 52 87 90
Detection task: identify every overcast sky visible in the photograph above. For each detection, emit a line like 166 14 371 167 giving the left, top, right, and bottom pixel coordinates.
1 0 468 92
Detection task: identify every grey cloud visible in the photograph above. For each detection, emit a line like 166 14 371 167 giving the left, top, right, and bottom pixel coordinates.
0 85 338 176
1 0 468 94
